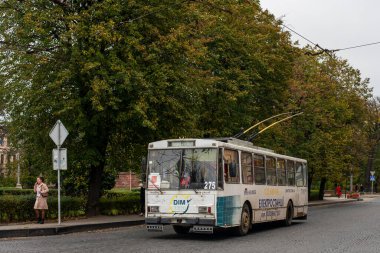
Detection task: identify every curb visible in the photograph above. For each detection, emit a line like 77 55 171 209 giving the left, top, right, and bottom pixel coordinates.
0 219 145 239
308 199 358 207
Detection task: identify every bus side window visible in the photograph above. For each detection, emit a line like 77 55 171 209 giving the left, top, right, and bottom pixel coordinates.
254 155 265 185
266 157 277 185
296 162 304 187
218 148 224 189
242 152 253 184
224 149 240 184
287 160 295 186
277 159 286 186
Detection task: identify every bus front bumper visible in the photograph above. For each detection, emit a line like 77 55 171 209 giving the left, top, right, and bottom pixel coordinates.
145 217 215 226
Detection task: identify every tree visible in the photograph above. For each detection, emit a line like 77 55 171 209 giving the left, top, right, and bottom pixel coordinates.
0 0 298 214
0 0 204 215
277 50 372 199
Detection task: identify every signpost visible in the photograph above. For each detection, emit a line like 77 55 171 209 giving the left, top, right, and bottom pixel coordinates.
370 171 376 195
49 120 69 225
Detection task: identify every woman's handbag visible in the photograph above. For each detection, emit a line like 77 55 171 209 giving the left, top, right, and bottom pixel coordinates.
41 183 49 197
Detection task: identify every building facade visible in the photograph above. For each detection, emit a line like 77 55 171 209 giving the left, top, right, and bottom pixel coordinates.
0 127 16 177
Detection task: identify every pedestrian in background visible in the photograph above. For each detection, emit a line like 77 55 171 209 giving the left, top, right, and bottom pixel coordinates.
354 184 359 192
336 184 342 198
33 176 49 224
360 184 364 193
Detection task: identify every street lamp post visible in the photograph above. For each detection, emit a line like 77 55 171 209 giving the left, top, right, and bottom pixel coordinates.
350 166 353 193
15 152 22 189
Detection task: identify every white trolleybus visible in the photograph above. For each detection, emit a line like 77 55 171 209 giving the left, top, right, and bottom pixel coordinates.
145 138 308 235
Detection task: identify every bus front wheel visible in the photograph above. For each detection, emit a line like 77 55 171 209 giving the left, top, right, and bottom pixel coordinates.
235 203 251 236
284 201 293 226
173 225 191 234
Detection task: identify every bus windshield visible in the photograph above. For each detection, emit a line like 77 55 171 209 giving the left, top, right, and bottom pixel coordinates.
148 148 217 190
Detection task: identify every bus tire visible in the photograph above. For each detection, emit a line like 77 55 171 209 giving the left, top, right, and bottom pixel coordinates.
284 201 293 226
173 225 190 234
235 203 251 236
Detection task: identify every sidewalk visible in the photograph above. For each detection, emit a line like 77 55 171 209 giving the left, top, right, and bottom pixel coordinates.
0 215 144 238
1 195 379 239
308 197 359 207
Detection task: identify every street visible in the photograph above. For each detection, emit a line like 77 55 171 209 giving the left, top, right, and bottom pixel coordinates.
1 198 380 253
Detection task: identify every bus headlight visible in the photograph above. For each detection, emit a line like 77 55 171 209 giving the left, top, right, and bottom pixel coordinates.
148 206 160 213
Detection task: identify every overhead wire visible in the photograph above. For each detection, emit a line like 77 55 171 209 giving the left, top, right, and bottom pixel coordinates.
281 23 380 55
280 24 333 58
331 41 380 52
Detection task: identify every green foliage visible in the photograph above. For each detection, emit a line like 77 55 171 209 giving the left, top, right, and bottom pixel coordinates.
21 175 38 189
0 0 377 207
0 191 140 222
0 188 58 196
99 195 140 216
103 189 140 199
0 177 16 188
309 190 319 201
0 195 85 223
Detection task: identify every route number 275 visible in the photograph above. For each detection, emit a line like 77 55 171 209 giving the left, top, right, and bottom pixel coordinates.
204 181 216 190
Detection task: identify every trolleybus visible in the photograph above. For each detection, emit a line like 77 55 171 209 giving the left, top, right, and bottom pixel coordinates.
145 137 308 235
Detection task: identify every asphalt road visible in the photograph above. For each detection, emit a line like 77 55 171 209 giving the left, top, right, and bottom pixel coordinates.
1 198 380 253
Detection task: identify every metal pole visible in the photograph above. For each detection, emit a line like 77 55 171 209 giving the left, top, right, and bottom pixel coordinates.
57 121 61 225
372 180 374 195
350 174 353 192
16 152 22 189
129 170 132 191
345 177 347 199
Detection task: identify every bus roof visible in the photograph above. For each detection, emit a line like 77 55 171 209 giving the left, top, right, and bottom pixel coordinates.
148 138 307 163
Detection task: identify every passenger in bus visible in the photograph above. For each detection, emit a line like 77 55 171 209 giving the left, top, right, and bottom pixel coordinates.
180 171 190 188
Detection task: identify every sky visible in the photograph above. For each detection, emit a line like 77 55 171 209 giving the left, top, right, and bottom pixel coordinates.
260 0 380 96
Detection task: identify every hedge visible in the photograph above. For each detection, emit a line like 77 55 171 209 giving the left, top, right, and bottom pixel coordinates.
0 192 141 223
309 190 319 201
99 195 140 216
0 195 86 223
0 188 58 196
103 189 140 199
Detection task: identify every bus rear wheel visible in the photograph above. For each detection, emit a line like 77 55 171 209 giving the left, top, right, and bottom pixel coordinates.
284 201 293 226
235 203 251 236
173 225 191 234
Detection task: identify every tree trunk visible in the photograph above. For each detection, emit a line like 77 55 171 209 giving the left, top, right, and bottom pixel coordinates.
308 174 313 200
86 163 105 216
318 177 327 200
84 118 110 216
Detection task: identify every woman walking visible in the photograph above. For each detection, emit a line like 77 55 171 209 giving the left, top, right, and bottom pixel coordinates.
33 176 49 224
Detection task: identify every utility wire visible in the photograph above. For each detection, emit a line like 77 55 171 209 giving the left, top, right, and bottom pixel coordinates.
281 24 318 47
331 41 380 52
281 24 333 58
282 23 380 54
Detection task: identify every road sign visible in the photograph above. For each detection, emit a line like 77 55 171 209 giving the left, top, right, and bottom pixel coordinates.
370 171 375 176
53 149 67 170
49 120 69 226
49 120 68 146
370 175 376 182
